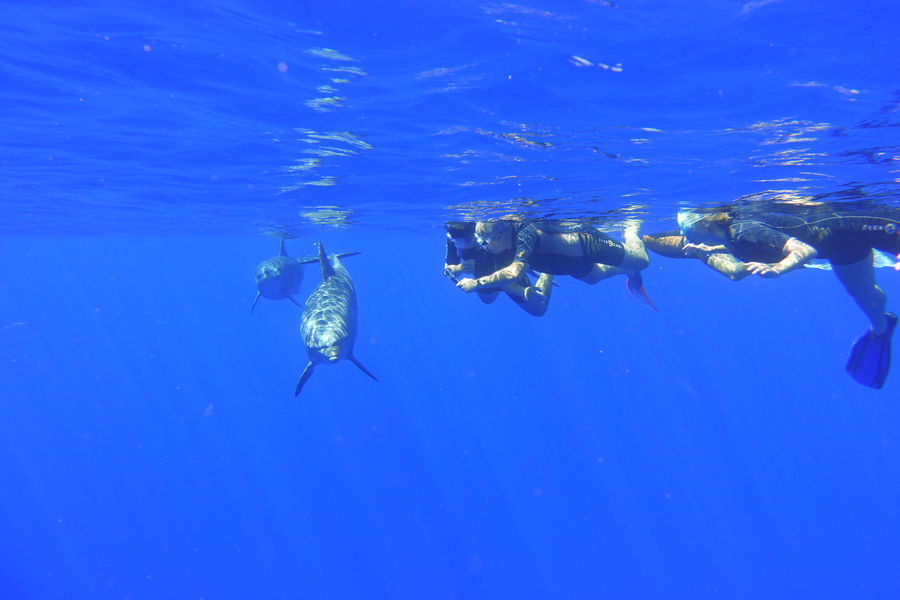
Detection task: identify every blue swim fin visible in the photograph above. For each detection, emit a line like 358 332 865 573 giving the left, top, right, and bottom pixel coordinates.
845 312 897 389
626 272 658 312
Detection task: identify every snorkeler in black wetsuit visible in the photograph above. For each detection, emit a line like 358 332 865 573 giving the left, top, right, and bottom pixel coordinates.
644 208 900 388
444 222 553 317
509 222 628 278
663 209 900 277
456 220 656 311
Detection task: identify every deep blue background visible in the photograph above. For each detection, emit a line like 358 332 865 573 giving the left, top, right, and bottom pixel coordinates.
2 0 900 598
2 235 900 599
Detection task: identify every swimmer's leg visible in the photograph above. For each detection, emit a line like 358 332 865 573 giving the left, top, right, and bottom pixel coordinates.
618 220 650 271
502 274 553 317
579 221 650 284
578 263 630 284
832 252 888 334
520 273 553 317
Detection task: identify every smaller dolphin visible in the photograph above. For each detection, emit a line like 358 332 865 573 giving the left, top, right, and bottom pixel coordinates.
251 239 304 312
252 240 363 313
295 241 377 396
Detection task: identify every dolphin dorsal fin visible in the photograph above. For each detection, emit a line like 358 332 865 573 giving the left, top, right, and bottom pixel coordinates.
317 241 335 280
279 239 289 257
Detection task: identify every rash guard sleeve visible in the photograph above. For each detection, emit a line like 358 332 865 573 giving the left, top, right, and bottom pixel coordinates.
512 224 539 270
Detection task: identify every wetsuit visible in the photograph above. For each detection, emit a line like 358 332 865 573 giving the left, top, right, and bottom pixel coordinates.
725 211 900 266
511 222 627 278
445 239 532 302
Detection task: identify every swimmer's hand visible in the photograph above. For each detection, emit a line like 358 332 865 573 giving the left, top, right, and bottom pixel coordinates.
745 262 781 278
457 278 480 293
460 259 476 274
683 242 728 256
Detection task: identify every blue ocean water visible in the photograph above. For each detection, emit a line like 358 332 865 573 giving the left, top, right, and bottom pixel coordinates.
2 0 900 598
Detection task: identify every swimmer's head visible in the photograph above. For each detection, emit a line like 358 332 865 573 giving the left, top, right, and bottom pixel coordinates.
445 221 475 238
475 221 514 253
445 222 476 247
676 210 705 236
677 210 730 243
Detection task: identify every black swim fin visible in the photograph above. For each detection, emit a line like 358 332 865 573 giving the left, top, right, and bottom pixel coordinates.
845 312 898 389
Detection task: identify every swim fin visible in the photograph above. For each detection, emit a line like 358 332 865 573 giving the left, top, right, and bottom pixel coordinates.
845 312 898 389
626 271 659 312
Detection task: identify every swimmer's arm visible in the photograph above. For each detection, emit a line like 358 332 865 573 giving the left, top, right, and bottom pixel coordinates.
775 238 818 274
701 252 754 281
457 262 525 292
445 259 476 276
643 233 746 284
746 238 818 278
684 242 729 254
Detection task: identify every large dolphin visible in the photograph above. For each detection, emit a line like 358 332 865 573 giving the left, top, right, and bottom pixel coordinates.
295 241 377 396
251 239 304 312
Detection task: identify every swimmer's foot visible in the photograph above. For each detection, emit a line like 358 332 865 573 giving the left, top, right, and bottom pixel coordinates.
846 312 897 389
626 271 658 312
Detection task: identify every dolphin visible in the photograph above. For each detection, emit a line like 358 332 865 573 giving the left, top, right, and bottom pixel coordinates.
295 241 377 396
251 239 361 312
251 239 304 312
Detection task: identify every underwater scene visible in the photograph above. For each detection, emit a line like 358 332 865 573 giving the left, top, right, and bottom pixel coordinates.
2 0 900 598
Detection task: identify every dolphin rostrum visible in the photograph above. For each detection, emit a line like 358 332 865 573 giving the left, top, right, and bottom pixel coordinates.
295 241 377 396
251 239 362 313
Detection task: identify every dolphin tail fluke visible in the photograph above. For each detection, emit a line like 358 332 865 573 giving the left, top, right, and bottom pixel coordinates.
317 240 335 279
250 292 261 313
349 354 379 382
279 238 289 257
295 362 315 396
288 295 302 309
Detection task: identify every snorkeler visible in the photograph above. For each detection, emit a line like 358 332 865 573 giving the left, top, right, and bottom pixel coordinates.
456 220 656 311
645 208 900 389
444 222 554 317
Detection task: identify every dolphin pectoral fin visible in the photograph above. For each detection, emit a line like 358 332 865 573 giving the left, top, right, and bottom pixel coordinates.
295 251 361 265
349 354 378 382
295 362 315 396
289 296 303 308
250 292 261 313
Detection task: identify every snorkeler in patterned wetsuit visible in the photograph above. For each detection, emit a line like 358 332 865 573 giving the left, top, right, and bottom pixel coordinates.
643 208 900 388
455 220 656 311
444 222 554 317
